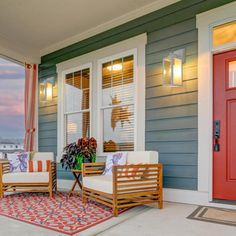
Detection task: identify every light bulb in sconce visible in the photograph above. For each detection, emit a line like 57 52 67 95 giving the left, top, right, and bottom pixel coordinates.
107 64 122 71
40 81 53 102
46 82 53 101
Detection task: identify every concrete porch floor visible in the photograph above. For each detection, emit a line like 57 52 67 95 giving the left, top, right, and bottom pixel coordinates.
0 202 235 236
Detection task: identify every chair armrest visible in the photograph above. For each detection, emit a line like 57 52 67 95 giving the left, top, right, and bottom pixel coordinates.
49 161 57 190
82 162 105 177
112 163 163 193
0 161 10 176
50 161 57 172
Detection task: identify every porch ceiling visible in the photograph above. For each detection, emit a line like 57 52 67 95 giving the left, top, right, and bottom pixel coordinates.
0 0 178 62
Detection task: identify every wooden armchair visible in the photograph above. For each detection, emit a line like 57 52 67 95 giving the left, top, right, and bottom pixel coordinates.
0 152 57 198
82 151 163 217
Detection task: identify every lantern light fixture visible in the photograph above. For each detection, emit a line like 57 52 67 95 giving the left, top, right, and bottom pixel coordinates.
162 49 185 87
40 81 53 101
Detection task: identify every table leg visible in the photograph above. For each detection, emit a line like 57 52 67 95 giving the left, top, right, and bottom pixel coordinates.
69 173 82 197
69 179 77 197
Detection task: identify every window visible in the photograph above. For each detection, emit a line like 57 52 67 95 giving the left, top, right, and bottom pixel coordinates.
57 34 146 157
213 20 236 48
64 66 91 144
229 61 236 88
101 55 135 152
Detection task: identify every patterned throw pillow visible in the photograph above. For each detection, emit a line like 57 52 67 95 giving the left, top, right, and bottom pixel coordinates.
27 160 51 172
103 152 127 176
7 152 29 173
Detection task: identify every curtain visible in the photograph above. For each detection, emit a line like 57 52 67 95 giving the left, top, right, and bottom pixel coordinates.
24 63 37 151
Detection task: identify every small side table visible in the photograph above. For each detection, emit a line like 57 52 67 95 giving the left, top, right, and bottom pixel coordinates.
69 170 82 197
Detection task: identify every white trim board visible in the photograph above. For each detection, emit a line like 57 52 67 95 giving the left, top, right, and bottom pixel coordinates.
56 34 147 161
40 0 179 56
196 1 236 201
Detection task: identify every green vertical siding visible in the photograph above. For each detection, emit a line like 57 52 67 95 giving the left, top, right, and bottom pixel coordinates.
38 0 235 187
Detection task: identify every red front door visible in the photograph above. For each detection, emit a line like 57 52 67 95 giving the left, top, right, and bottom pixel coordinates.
213 49 236 200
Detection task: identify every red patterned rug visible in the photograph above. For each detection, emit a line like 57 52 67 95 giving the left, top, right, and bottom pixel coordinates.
0 192 125 235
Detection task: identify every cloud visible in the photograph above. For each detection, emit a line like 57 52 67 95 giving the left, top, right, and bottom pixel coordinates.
0 57 25 138
0 58 24 80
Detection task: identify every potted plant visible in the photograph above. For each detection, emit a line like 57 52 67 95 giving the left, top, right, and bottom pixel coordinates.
60 137 97 170
75 137 97 170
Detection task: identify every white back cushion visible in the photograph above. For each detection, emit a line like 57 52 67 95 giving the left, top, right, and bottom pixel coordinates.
127 151 158 164
33 152 54 161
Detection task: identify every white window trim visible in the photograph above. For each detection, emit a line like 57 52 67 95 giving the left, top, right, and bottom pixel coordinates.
57 63 92 162
57 34 147 161
196 1 236 201
97 49 137 155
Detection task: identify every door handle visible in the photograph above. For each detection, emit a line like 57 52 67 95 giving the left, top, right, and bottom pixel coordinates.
214 120 220 152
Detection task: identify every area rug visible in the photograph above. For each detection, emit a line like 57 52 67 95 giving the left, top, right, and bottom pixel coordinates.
0 192 125 235
187 206 236 227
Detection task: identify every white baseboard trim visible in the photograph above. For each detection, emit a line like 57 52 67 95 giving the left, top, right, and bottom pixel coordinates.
57 179 236 210
164 188 236 210
164 188 208 205
58 179 75 190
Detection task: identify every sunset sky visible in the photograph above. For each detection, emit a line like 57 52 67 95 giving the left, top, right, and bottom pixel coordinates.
0 57 25 139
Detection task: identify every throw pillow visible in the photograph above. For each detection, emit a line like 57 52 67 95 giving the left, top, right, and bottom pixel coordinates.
103 152 127 175
7 152 29 173
27 160 51 172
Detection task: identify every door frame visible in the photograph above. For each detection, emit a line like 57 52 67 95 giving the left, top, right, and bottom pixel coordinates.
197 1 236 201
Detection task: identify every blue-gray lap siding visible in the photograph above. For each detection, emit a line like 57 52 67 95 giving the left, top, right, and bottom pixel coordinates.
38 0 234 190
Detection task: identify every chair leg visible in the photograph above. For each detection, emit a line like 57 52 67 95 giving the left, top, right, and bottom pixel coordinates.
158 190 163 209
158 200 163 209
113 207 118 217
0 183 3 199
49 184 53 198
82 191 87 204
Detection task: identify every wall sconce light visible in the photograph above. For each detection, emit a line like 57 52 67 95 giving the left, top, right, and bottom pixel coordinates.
40 81 53 101
162 49 185 87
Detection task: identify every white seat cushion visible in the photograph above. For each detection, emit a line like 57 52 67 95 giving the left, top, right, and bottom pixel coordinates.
83 174 157 194
83 175 113 194
3 172 49 183
127 151 158 164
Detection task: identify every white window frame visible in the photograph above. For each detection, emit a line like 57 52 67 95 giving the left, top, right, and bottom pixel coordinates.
97 49 138 155
57 63 92 161
57 34 147 160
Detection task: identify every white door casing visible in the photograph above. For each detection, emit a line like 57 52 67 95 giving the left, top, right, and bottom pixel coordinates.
197 1 236 200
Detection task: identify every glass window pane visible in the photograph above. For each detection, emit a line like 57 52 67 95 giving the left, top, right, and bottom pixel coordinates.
229 61 236 88
74 71 81 89
65 73 73 85
112 58 123 87
82 89 90 110
102 62 112 89
82 68 90 89
65 68 90 112
102 55 134 107
66 112 90 144
213 20 236 48
103 105 134 152
123 55 134 83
